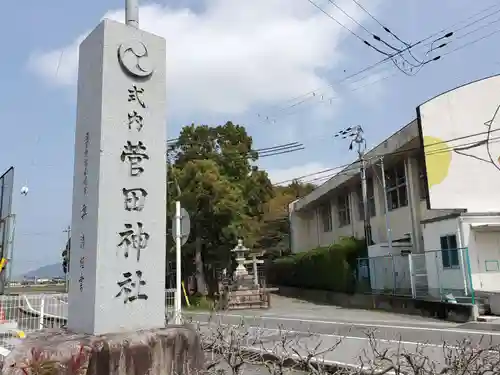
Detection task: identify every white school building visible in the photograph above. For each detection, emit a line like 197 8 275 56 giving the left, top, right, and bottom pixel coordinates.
289 74 500 301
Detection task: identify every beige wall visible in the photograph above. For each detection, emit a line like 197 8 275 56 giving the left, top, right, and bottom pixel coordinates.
291 154 454 253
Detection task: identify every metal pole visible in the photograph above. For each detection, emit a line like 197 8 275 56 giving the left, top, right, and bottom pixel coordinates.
6 214 16 288
360 157 372 245
125 0 139 28
408 254 417 298
0 182 5 295
456 217 468 296
379 158 393 252
39 296 45 330
174 201 182 324
63 226 71 293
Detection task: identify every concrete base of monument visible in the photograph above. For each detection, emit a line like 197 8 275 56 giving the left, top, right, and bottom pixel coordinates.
1 325 205 375
226 288 279 310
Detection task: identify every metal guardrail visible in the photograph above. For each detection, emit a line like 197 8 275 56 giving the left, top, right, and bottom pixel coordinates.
0 289 178 357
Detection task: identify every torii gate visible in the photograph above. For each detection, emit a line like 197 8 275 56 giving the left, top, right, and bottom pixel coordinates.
243 252 264 287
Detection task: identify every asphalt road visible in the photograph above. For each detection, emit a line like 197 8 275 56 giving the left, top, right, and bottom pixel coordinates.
1 292 499 370
187 295 500 370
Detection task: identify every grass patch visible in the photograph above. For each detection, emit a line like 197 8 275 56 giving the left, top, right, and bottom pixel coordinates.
185 294 216 311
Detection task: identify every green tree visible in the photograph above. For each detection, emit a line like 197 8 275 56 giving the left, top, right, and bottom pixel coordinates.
257 182 315 256
62 238 70 274
168 122 274 294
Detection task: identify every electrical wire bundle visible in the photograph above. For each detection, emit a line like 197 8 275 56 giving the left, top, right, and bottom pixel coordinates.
166 138 305 164
307 0 447 76
275 128 500 186
257 2 500 123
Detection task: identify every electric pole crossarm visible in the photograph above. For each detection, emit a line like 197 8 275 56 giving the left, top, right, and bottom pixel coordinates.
335 125 372 246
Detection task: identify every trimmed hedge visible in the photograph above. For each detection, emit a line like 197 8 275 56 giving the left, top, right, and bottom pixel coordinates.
267 237 366 294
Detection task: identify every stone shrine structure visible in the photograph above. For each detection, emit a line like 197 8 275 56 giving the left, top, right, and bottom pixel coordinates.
220 239 276 310
68 17 167 335
1 3 204 375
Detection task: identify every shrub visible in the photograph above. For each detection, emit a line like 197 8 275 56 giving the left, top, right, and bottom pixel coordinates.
187 293 215 311
267 237 365 293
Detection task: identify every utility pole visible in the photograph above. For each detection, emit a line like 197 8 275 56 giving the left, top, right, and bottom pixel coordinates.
336 125 372 246
63 225 71 292
168 167 184 324
378 157 393 251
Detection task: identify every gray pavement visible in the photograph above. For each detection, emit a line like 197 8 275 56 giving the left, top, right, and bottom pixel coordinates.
2 292 500 369
187 295 500 370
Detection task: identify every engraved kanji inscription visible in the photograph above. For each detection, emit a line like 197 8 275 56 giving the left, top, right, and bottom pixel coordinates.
79 256 85 292
79 233 85 249
128 111 144 131
80 204 88 220
118 222 150 261
115 270 148 304
79 275 84 292
122 188 148 211
128 85 146 108
83 132 90 196
120 141 149 177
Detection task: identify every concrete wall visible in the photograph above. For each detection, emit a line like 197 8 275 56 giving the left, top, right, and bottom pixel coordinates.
290 154 431 253
276 286 478 323
460 215 500 293
289 116 462 255
421 217 466 298
421 214 500 295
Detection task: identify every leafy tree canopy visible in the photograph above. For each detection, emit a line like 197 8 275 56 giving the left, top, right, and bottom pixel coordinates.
167 122 275 286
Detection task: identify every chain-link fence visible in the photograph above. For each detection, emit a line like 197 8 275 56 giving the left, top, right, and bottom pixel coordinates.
356 248 474 303
356 254 412 297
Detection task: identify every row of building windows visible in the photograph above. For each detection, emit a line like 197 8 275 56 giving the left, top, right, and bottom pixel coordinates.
321 211 460 269
320 159 428 232
440 234 460 269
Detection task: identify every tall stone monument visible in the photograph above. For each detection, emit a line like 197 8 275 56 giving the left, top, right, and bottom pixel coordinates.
68 5 166 335
1 4 205 374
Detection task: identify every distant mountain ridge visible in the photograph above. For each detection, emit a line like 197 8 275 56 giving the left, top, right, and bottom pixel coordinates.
22 263 64 279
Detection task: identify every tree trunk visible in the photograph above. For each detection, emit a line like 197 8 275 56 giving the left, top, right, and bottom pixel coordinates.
195 233 208 295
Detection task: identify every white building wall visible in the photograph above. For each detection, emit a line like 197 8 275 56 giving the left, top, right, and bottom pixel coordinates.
460 215 500 292
421 217 465 298
421 214 500 295
290 154 424 252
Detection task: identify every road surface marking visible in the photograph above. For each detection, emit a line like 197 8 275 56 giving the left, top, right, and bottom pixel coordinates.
190 312 500 336
256 327 454 349
200 322 455 349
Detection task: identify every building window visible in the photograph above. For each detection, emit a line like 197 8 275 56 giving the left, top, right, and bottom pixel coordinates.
357 178 376 219
418 155 428 201
319 204 332 232
440 234 459 269
385 162 408 211
337 193 351 227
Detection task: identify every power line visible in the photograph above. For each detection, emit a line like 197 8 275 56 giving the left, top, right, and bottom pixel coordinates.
329 0 425 72
167 22 500 172
441 24 500 58
258 3 500 120
303 133 500 183
349 0 408 47
326 0 372 37
306 0 367 44
167 141 305 165
298 134 500 185
166 139 303 154
266 22 500 121
308 0 408 58
274 128 500 185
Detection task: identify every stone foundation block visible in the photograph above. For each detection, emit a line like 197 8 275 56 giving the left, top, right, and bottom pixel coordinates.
1 325 204 375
